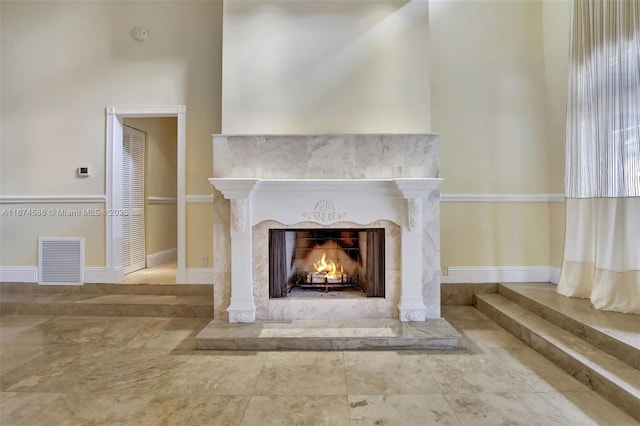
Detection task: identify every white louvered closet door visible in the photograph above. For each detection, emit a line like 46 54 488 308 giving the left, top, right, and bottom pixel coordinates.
122 125 146 275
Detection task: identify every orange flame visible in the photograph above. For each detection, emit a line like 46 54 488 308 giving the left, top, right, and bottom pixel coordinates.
313 252 344 279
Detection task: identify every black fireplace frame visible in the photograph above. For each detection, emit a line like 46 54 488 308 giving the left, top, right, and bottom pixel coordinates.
268 228 385 298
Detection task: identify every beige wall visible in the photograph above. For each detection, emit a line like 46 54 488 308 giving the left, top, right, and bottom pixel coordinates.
0 207 105 267
543 0 570 268
0 1 222 268
1 0 570 274
221 0 430 134
431 0 548 195
441 203 551 267
549 202 566 268
431 0 568 268
124 118 178 257
186 203 213 268
221 0 568 269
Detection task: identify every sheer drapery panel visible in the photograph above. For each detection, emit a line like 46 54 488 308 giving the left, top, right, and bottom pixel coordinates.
559 0 640 314
565 0 639 198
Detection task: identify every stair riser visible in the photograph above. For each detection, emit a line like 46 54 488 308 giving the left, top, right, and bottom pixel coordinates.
475 296 640 423
0 283 212 297
1 302 213 318
197 338 460 351
498 285 640 371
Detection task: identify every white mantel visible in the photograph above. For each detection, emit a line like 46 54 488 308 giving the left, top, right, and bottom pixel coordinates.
209 178 442 323
210 133 442 324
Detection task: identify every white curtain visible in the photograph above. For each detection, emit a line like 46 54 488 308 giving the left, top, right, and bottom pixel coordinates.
558 0 640 314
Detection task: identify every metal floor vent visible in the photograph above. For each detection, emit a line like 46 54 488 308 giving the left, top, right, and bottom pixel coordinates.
38 237 84 285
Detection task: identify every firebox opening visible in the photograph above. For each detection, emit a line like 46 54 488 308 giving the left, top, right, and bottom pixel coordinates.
269 228 385 299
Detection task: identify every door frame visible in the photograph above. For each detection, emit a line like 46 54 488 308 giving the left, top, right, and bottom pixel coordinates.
106 106 186 283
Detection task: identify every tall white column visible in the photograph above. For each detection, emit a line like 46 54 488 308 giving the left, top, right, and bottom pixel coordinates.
394 179 443 322
398 197 428 321
208 179 260 323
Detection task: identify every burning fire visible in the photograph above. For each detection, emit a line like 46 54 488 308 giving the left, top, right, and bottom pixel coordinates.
313 252 344 279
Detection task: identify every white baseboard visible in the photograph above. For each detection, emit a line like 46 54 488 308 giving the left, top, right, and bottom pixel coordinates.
441 266 555 284
146 248 177 268
0 267 38 282
549 267 561 285
182 268 213 284
10 267 115 284
84 267 116 283
0 266 125 284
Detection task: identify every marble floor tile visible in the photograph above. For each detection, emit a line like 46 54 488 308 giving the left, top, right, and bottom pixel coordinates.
445 392 595 426
344 352 442 395
241 395 350 426
128 395 249 426
444 318 506 331
158 352 268 395
0 391 61 425
441 306 491 322
456 326 529 349
0 345 44 374
1 309 635 424
348 394 462 426
253 351 347 396
493 347 588 392
120 260 177 285
74 348 187 394
124 317 210 350
539 391 640 426
3 315 155 348
0 315 52 344
1 344 112 393
422 349 540 394
9 392 155 426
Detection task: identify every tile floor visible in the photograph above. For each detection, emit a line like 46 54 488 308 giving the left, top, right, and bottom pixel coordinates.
120 261 177 285
1 307 637 425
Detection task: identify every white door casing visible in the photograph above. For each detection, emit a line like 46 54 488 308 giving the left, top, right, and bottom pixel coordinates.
106 106 186 283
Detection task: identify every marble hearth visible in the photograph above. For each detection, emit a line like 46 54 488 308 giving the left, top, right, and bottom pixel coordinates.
209 134 442 323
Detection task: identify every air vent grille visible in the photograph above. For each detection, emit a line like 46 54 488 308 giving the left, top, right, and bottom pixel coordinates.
38 238 84 285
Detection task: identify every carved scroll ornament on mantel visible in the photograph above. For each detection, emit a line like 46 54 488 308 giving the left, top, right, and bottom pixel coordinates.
231 199 247 232
404 311 422 321
407 198 423 233
302 200 347 224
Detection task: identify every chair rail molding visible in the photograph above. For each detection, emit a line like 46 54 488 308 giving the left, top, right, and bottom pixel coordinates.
185 194 214 203
0 195 107 204
147 196 177 204
441 194 565 202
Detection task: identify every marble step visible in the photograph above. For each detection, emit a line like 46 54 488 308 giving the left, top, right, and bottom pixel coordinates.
475 293 640 422
0 292 213 318
0 282 213 296
195 318 461 351
498 283 640 371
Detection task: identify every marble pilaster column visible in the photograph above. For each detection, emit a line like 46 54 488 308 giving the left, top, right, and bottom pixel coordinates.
209 179 260 323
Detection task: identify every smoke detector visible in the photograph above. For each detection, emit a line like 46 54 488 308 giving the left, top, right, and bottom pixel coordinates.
132 27 149 41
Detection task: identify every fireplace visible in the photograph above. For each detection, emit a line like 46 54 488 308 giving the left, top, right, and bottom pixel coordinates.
210 134 442 323
269 228 385 298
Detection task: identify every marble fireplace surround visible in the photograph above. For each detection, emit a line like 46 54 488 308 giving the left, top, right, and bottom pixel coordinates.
210 134 442 323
